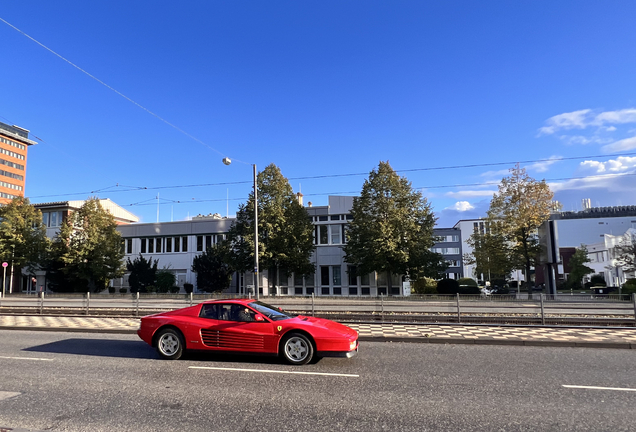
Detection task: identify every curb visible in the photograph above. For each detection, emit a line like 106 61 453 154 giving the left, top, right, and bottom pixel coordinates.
2 325 634 350
357 336 635 349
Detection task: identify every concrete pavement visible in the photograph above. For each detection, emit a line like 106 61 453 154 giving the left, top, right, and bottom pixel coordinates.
2 314 636 349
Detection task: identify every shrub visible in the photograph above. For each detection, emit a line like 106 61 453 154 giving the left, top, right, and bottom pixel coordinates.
156 270 176 293
146 285 157 293
411 278 437 294
622 279 636 295
119 288 127 294
458 277 477 287
437 278 460 295
459 285 481 295
170 286 180 294
492 286 510 294
184 283 194 294
108 286 116 294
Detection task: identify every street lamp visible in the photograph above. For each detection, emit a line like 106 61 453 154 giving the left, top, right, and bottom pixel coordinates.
223 158 259 300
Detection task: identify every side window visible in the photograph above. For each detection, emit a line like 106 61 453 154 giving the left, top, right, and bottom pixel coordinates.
199 304 218 319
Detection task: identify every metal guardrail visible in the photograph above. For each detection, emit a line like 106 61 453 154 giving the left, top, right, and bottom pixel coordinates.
1 292 635 326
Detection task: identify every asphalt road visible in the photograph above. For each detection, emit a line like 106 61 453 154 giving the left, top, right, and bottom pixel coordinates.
0 331 635 431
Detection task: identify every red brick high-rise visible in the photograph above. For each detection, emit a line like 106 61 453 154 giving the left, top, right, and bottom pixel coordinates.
0 121 35 204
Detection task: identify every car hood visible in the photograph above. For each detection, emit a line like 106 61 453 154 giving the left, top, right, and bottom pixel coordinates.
290 315 357 338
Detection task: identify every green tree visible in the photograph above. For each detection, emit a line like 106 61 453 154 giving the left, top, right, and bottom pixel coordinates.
45 199 125 292
226 164 315 289
343 161 447 294
567 245 594 290
192 244 234 293
487 165 554 298
156 269 176 293
0 197 49 285
464 229 516 282
126 254 158 293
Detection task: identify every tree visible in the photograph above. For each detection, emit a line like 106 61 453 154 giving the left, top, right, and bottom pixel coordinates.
126 254 158 293
614 230 636 275
192 244 234 293
45 198 125 292
567 245 594 290
487 165 554 298
0 197 49 287
464 229 516 282
156 269 176 293
343 161 447 294
226 164 315 290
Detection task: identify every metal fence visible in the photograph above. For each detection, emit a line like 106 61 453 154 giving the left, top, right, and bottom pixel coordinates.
1 292 636 326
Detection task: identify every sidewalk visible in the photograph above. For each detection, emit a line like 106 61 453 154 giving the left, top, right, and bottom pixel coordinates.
1 314 636 349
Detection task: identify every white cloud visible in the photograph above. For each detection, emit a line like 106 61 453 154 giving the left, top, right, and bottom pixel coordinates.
480 168 510 178
538 109 592 135
538 108 636 136
445 201 475 212
580 156 636 174
601 136 636 153
593 108 636 125
526 156 562 173
446 190 497 199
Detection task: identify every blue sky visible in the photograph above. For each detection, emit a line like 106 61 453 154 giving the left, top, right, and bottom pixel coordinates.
2 1 636 227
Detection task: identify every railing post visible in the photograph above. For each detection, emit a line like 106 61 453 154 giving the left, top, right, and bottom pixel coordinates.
136 291 139 317
456 293 461 323
40 291 44 314
311 292 315 317
190 292 193 307
540 293 545 325
85 292 90 315
633 293 636 326
381 293 385 322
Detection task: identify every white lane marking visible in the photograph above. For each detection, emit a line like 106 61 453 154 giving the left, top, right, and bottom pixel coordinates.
0 391 21 401
189 366 359 377
563 385 636 392
0 356 54 361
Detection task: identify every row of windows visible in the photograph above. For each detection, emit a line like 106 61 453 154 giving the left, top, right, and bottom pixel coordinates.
0 158 24 171
0 147 25 160
42 211 64 228
0 169 23 181
139 237 189 254
437 235 459 243
312 214 353 222
432 247 460 255
196 234 226 252
315 224 347 245
0 180 21 191
0 191 18 200
0 137 26 151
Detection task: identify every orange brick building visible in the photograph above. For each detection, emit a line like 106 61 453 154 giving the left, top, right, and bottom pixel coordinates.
0 121 35 204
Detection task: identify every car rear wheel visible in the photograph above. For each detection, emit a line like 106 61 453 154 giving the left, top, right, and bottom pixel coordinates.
281 333 313 365
156 328 184 360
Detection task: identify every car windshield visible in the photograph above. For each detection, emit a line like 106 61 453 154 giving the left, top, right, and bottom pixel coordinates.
248 301 293 321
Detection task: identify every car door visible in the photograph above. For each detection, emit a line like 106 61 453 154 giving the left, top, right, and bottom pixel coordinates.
199 303 277 353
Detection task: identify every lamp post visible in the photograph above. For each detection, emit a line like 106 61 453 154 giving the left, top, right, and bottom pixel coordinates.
223 158 259 300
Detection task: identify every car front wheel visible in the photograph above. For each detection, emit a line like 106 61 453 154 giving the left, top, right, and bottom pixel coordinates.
281 333 313 365
156 328 184 360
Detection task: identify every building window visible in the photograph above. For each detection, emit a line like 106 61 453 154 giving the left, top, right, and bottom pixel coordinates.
331 225 341 244
182 236 188 252
126 238 132 254
148 239 154 254
318 225 328 245
332 265 341 286
155 238 162 253
197 236 203 252
318 216 328 221
206 235 212 250
166 237 172 253
141 239 147 254
174 237 180 253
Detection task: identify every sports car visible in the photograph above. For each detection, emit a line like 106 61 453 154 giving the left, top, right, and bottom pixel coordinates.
137 298 359 365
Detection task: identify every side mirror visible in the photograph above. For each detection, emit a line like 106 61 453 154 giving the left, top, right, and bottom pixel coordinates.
255 314 265 322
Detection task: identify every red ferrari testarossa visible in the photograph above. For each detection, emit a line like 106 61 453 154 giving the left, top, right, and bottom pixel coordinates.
138 299 359 365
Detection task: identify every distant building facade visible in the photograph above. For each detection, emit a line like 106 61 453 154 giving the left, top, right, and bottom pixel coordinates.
0 122 36 204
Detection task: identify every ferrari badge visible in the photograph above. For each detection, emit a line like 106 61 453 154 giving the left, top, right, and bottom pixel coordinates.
277 326 282 332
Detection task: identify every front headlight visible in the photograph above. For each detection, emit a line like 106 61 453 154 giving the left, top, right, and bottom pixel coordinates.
350 340 357 350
